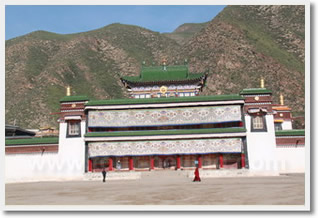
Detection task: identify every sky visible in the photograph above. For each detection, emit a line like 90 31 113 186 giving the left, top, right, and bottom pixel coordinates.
5 5 226 40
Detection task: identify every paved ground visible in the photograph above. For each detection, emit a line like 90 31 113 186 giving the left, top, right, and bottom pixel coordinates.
5 171 305 205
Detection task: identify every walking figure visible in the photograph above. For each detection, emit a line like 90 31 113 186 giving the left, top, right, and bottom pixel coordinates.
102 168 107 182
193 167 201 182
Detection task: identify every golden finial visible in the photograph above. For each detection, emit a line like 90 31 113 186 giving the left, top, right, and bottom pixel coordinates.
66 86 71 96
162 58 167 66
162 58 167 71
260 77 265 88
280 94 284 105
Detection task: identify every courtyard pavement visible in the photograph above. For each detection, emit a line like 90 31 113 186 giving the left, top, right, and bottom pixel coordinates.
5 171 305 206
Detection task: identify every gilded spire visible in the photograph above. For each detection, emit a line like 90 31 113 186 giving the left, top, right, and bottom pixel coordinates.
260 77 265 88
162 58 167 71
66 86 71 96
162 58 167 66
280 94 284 105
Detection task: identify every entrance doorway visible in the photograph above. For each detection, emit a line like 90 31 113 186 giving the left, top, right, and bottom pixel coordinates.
160 156 176 169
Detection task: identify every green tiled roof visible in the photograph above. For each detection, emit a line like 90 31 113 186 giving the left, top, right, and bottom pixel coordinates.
5 137 59 146
275 130 305 136
121 65 205 83
85 94 244 106
240 88 272 95
85 127 246 138
60 95 90 102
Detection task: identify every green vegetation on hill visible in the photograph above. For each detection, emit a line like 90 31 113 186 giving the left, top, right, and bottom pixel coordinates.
25 47 49 79
220 6 304 73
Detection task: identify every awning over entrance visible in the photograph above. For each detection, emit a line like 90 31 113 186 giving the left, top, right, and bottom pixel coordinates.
88 138 242 158
64 115 82 120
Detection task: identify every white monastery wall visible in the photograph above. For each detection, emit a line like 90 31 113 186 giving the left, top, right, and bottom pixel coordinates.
245 115 279 175
282 121 293 130
58 121 87 178
276 147 305 173
5 153 60 183
5 121 87 183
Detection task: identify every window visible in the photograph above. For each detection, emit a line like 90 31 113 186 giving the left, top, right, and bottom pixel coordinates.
275 123 282 131
253 116 263 129
67 121 81 137
251 115 267 132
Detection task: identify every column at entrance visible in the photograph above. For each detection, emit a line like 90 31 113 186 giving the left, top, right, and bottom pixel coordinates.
150 156 155 170
108 158 113 171
129 157 134 171
241 153 246 168
219 154 224 169
88 159 92 172
176 155 181 170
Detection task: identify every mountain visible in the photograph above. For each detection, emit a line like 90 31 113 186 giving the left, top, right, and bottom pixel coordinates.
5 23 181 128
179 5 305 116
5 5 305 129
163 22 208 45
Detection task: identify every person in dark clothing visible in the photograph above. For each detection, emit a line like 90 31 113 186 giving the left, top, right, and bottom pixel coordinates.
102 168 107 182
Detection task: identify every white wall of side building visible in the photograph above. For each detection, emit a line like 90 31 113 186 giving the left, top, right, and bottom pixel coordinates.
276 147 305 173
5 120 87 183
282 120 293 130
245 115 279 175
5 153 59 183
57 121 87 179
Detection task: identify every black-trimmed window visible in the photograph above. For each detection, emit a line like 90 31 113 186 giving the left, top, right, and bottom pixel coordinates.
251 115 267 132
274 123 283 131
67 121 81 137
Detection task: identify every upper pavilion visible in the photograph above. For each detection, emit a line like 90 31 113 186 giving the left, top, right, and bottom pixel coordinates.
121 60 207 99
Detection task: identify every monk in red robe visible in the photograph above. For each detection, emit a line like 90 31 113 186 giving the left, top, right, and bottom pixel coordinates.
193 167 201 182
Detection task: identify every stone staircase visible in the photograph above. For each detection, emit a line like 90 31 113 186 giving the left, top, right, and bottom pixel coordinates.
84 169 279 181
84 171 141 181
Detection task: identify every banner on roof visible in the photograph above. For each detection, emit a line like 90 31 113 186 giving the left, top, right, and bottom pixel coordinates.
87 105 242 127
88 138 242 157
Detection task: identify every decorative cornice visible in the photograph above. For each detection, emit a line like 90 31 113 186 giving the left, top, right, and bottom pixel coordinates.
276 136 305 138
85 100 244 110
61 101 88 105
243 94 271 97
276 144 305 147
84 132 246 142
244 102 272 105
61 109 84 112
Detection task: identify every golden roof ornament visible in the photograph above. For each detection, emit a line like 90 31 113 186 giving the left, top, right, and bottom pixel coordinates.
162 58 167 71
260 77 265 88
280 94 284 105
162 58 167 66
160 86 168 94
66 86 71 96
